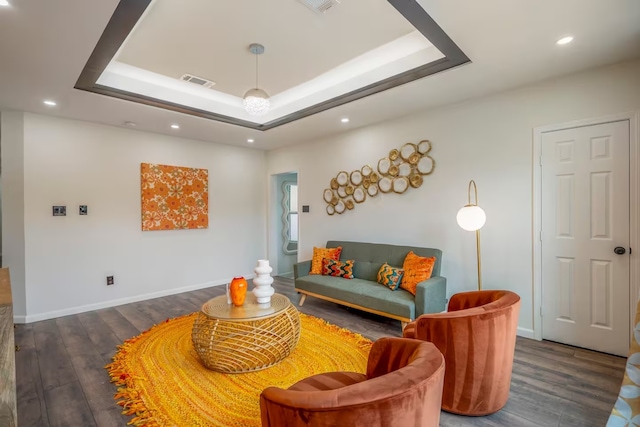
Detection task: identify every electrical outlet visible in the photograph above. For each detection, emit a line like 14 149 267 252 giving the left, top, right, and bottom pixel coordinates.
52 206 66 216
79 205 88 215
106 276 114 286
302 205 310 213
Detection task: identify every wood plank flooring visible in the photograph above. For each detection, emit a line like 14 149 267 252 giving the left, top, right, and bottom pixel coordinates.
14 277 626 426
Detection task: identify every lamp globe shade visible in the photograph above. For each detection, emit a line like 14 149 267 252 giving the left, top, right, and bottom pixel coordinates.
456 205 486 231
243 88 270 116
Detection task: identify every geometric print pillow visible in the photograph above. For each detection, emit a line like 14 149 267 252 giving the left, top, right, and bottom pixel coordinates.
377 263 404 290
310 246 343 275
321 258 354 279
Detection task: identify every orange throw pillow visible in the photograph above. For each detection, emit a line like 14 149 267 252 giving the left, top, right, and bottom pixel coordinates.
400 251 436 295
310 246 342 275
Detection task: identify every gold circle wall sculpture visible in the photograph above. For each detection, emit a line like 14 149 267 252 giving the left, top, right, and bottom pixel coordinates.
323 140 436 215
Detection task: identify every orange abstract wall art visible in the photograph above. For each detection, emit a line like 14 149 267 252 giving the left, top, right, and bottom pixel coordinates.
140 163 209 231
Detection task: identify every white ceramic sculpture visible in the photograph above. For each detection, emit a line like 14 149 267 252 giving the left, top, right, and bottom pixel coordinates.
253 259 275 304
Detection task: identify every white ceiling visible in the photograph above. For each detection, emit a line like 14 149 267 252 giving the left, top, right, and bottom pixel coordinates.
0 0 639 151
117 0 416 97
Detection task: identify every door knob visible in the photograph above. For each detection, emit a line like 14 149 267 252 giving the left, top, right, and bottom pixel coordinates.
614 246 626 255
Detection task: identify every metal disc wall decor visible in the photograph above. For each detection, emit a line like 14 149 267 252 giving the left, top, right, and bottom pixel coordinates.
345 199 355 210
353 187 366 203
378 176 393 193
417 140 432 154
400 143 417 161
323 189 334 203
398 162 412 176
336 171 349 186
409 173 423 188
393 177 409 194
350 170 363 186
377 158 391 175
322 140 436 215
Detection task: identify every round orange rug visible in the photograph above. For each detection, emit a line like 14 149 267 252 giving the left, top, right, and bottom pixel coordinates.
106 312 372 427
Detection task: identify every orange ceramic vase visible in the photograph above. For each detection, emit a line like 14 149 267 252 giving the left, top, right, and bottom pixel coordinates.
229 276 248 306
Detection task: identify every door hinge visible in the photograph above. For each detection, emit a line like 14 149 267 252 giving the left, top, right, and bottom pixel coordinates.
540 306 543 317
539 156 542 167
539 231 543 242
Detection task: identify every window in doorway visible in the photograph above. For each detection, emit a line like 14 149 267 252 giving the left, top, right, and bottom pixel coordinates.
281 181 298 255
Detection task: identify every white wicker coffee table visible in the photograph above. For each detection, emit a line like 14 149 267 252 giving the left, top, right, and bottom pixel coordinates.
191 293 300 373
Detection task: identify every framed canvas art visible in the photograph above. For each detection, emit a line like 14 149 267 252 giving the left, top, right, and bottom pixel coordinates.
141 163 209 231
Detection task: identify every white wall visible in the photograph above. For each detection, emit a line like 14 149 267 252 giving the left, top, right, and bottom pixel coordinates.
8 113 267 322
0 112 27 318
267 59 640 335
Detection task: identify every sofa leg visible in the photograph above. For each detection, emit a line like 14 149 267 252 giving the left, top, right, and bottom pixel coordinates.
299 294 307 306
401 321 407 331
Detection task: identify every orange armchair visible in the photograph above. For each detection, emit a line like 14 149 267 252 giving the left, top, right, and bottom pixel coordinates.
403 290 521 416
260 337 445 427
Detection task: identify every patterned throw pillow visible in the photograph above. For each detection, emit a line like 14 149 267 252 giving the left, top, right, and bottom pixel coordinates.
377 263 404 290
310 246 342 275
400 251 436 295
321 258 354 279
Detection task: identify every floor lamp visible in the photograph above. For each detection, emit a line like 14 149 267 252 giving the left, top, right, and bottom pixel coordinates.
456 180 486 290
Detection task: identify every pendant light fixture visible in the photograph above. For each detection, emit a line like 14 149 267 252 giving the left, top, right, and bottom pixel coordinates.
243 43 270 116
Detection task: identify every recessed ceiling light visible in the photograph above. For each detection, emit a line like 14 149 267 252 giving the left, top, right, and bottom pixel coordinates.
341 118 350 123
556 36 574 45
247 139 255 143
0 0 10 7
43 100 57 106
170 124 180 129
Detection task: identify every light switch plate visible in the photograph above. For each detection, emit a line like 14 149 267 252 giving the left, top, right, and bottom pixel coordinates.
52 206 66 216
79 205 88 215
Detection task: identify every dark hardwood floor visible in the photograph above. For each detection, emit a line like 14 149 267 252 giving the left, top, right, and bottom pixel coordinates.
15 277 625 426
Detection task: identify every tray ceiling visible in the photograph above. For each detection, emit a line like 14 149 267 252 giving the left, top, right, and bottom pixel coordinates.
75 0 469 130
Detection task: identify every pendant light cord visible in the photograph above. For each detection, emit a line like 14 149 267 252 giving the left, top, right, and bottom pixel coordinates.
255 52 259 89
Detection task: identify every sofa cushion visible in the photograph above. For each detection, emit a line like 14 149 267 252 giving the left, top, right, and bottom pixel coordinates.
352 261 385 282
322 258 354 279
296 275 416 319
310 246 342 275
400 252 436 295
377 263 404 290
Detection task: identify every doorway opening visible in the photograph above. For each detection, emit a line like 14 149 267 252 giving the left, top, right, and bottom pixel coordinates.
269 172 298 278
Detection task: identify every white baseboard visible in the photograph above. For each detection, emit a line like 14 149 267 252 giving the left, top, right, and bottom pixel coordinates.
14 274 256 324
517 327 536 339
13 315 27 323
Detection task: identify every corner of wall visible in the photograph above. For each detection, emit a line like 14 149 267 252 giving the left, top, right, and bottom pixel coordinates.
0 111 27 318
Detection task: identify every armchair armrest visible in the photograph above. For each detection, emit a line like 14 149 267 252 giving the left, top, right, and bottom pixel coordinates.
293 260 311 280
415 276 447 318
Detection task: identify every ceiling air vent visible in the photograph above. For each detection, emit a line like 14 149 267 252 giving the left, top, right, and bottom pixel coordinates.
298 0 340 14
180 74 216 89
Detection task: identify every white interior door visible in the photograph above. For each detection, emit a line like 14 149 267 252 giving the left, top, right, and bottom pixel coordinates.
541 120 630 356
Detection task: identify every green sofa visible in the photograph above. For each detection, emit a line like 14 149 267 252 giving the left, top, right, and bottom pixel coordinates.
293 241 447 329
